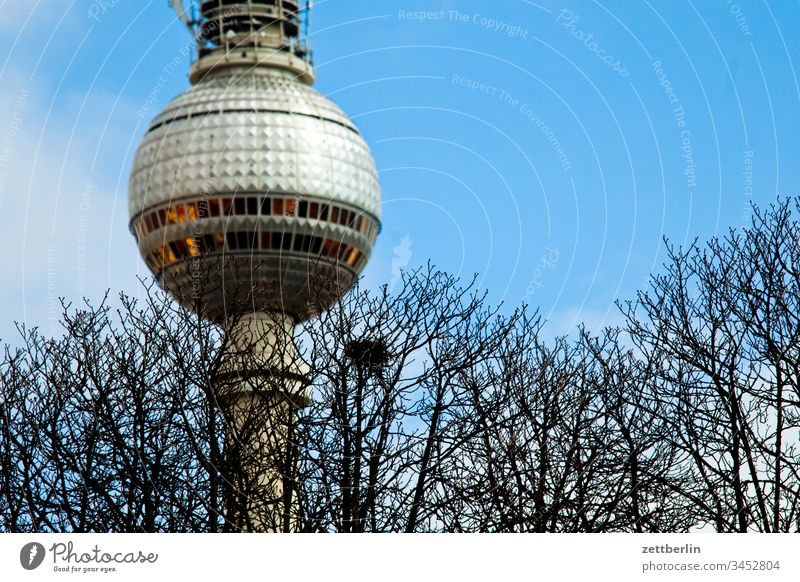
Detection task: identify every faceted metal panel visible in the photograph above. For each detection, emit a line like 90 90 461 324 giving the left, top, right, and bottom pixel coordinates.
129 67 381 219
128 66 382 321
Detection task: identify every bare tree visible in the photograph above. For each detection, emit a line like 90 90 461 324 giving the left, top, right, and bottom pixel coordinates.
296 267 523 532
0 287 224 532
434 323 690 532
1 267 532 532
622 198 800 532
11 195 800 535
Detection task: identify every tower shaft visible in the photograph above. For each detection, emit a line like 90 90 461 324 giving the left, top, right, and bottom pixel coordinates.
215 312 309 532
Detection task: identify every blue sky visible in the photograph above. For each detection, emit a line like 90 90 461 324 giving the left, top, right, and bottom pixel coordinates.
1 0 799 342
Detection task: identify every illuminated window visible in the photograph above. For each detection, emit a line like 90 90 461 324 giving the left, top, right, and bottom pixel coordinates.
309 202 320 219
166 206 178 225
284 198 297 216
176 204 186 222
215 233 225 250
156 246 172 265
155 245 174 265
273 198 284 216
330 207 339 224
186 202 198 221
185 237 200 256
345 248 360 266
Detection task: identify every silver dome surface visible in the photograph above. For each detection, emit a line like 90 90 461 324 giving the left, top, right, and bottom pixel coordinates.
128 66 381 322
129 67 380 219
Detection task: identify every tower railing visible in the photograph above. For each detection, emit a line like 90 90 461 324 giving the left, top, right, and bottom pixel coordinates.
173 0 314 84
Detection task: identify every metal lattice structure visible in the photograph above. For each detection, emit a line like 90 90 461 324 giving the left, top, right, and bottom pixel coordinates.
188 0 314 84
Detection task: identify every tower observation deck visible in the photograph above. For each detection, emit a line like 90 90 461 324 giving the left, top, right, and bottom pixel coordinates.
131 0 380 324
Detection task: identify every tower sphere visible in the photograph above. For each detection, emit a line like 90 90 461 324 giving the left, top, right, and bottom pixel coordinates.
128 1 381 323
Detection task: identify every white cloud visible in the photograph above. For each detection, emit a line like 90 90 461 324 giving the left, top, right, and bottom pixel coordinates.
0 68 144 343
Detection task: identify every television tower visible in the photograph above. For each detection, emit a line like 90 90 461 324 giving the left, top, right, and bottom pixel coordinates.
128 0 381 531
